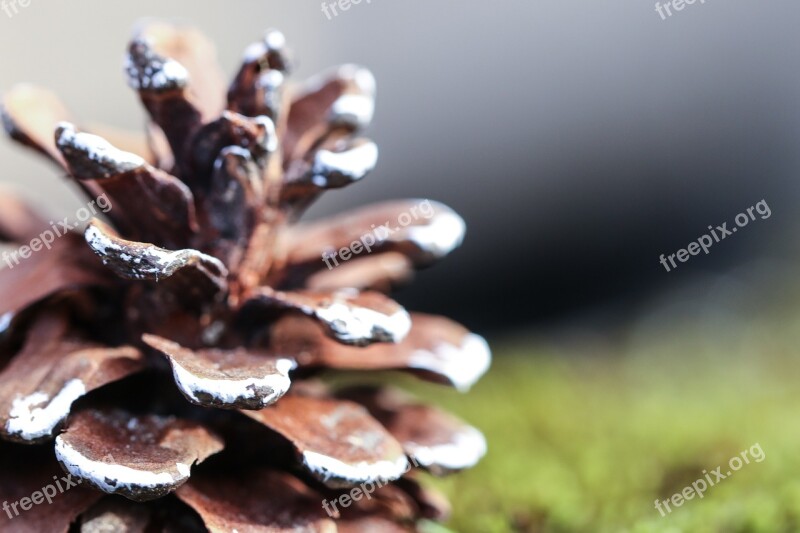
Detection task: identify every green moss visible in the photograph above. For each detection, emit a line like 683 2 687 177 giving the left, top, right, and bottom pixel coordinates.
394 307 800 532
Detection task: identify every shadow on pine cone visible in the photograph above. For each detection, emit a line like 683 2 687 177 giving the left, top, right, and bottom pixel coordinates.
0 21 490 532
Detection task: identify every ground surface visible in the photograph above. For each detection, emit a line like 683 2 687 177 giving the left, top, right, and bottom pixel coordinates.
400 304 800 532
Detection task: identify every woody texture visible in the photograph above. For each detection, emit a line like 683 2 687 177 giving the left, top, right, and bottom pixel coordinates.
0 20 490 532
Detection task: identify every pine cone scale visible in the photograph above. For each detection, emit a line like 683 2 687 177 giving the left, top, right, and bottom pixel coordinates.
142 333 294 410
54 409 224 501
242 395 409 489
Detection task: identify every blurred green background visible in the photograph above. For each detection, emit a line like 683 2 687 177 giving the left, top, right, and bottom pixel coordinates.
400 276 800 532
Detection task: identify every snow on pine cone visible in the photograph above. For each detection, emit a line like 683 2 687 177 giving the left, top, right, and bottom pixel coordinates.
0 20 490 532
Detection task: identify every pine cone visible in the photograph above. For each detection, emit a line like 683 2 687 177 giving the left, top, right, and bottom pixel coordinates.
0 21 490 532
